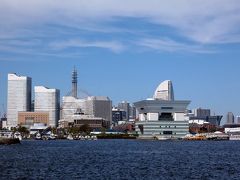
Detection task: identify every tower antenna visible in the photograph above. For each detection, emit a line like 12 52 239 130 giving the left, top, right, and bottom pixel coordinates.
72 66 78 98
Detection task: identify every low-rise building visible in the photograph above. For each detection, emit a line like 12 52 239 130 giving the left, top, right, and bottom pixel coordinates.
73 115 107 129
18 112 49 128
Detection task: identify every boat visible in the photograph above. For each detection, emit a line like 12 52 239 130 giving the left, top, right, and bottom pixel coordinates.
154 136 172 140
91 135 97 140
67 134 74 140
184 134 207 140
48 133 56 140
14 131 22 141
229 134 240 140
206 132 229 141
35 132 42 140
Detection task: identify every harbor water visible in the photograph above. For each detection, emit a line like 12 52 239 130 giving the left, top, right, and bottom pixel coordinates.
1 140 240 179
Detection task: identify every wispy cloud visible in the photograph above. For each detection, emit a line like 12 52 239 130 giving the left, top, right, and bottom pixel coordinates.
49 39 125 53
1 0 239 44
0 0 239 59
136 38 216 53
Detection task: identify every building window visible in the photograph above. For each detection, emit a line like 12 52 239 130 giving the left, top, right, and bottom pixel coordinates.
163 131 173 135
161 107 173 110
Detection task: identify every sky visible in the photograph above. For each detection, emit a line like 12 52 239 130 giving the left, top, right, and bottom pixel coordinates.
0 0 240 123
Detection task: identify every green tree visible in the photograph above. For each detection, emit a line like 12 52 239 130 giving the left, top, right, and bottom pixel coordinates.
79 124 92 135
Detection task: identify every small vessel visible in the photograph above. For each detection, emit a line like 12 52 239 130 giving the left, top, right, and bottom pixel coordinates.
67 134 74 140
14 131 22 141
91 135 97 140
78 135 85 140
184 134 207 140
48 133 56 140
229 134 240 140
35 132 42 140
206 132 229 141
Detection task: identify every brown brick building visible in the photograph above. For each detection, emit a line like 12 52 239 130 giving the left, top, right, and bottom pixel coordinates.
18 112 49 127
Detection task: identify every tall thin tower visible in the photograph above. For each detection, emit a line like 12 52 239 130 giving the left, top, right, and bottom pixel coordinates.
72 67 78 98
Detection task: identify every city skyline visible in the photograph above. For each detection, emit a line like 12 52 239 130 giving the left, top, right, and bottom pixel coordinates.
1 0 240 122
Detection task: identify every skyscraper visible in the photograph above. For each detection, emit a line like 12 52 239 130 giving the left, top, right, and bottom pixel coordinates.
129 105 136 119
34 86 60 127
192 108 211 118
153 80 174 101
7 73 32 128
118 101 130 120
226 112 234 124
84 96 112 128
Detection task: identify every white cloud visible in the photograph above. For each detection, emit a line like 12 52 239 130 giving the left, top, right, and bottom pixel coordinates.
49 39 125 53
137 38 215 53
0 0 239 50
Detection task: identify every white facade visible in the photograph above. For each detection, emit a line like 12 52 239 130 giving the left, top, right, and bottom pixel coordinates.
7 73 31 127
61 96 112 128
34 86 60 127
153 80 174 101
134 80 190 139
61 96 85 120
174 112 185 121
225 127 240 133
147 113 159 121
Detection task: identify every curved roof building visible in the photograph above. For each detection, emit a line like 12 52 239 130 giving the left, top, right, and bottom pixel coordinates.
134 80 190 139
153 80 174 101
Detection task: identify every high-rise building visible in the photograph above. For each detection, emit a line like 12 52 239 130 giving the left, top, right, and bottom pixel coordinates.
192 108 211 118
112 107 126 125
84 96 112 128
34 86 60 127
118 101 130 120
226 112 234 124
61 96 85 120
7 73 32 127
153 80 174 101
129 105 136 119
236 116 240 124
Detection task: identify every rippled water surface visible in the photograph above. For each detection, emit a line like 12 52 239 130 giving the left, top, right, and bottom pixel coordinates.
1 140 240 179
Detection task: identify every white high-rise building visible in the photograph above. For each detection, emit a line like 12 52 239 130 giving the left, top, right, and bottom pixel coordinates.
34 86 60 127
153 80 174 101
7 73 32 127
61 96 85 120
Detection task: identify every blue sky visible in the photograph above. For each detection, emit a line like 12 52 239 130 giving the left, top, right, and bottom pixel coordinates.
0 0 240 123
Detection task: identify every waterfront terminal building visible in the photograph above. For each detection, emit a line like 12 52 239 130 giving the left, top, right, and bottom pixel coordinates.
134 80 190 139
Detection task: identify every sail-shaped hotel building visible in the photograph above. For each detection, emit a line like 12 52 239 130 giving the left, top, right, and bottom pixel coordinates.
134 80 190 139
